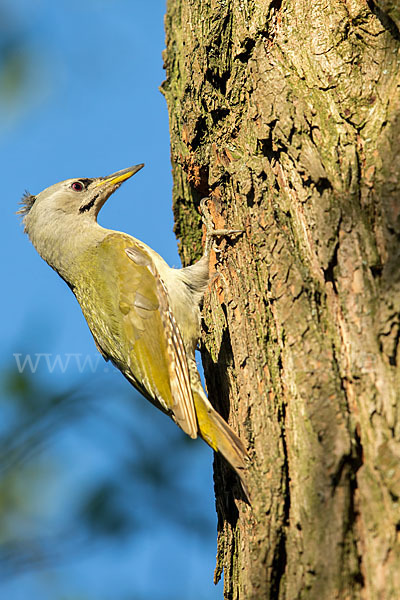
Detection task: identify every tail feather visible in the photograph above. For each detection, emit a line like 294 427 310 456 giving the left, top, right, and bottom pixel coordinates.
192 388 250 501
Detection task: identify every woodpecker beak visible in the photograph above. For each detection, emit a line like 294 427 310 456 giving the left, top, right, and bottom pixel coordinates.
87 164 144 219
95 164 144 188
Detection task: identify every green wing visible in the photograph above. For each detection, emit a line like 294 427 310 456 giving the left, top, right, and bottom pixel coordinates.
79 233 198 439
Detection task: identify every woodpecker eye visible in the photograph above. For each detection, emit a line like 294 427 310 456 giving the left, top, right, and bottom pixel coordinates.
71 181 84 192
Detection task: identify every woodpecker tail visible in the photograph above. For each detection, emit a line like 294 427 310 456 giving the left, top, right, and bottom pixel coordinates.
192 387 250 501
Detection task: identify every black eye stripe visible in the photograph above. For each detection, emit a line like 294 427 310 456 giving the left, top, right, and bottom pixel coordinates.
79 193 99 213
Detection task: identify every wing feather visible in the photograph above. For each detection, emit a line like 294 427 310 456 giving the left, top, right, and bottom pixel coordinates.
153 272 197 438
92 236 198 438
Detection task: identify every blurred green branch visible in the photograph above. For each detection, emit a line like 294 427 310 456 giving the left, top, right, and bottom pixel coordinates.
0 367 214 585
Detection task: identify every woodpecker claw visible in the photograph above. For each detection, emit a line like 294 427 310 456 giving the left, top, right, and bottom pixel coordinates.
199 197 243 255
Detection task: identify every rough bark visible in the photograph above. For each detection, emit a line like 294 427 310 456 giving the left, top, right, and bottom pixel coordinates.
162 1 400 598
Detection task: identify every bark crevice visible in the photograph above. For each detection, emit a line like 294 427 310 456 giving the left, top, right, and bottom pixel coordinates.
367 0 400 40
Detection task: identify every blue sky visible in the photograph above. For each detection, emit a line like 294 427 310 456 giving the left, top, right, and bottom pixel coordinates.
1 1 221 598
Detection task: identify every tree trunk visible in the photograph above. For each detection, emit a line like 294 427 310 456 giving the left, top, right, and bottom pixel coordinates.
162 1 400 598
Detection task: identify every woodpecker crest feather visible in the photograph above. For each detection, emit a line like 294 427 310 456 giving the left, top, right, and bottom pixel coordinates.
17 191 36 217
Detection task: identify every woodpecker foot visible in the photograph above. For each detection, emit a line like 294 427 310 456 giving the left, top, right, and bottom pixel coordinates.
200 197 243 255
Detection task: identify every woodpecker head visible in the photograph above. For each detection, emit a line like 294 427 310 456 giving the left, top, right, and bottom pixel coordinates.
18 164 144 279
19 164 144 235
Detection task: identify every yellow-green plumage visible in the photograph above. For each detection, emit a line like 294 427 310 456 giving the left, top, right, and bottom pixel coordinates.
76 236 170 394
75 233 192 429
20 165 249 499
